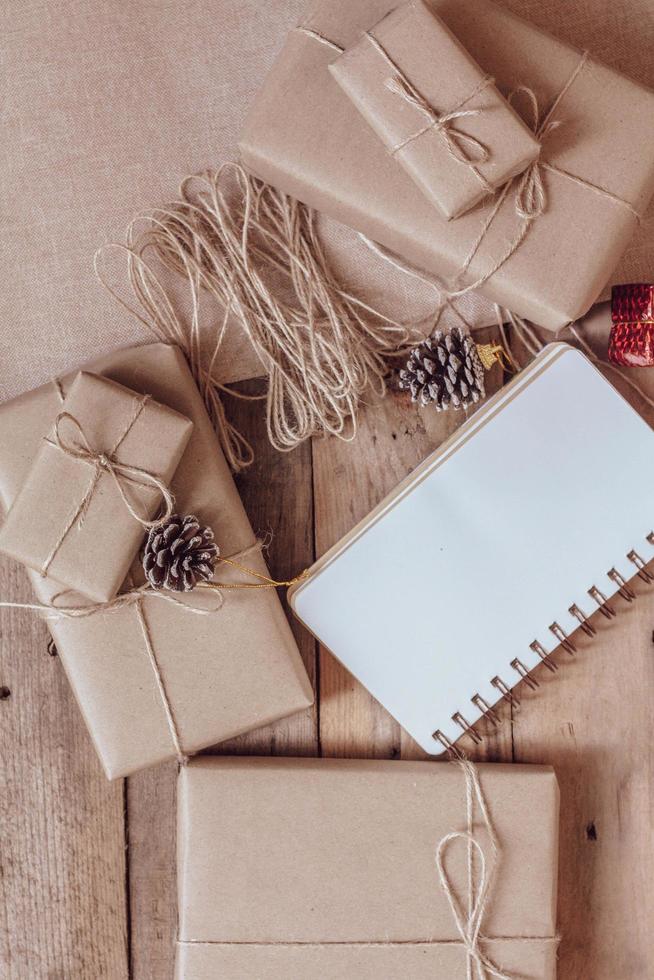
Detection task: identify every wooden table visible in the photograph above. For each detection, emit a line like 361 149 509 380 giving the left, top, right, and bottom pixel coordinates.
4 0 654 968
0 334 654 980
1 333 653 979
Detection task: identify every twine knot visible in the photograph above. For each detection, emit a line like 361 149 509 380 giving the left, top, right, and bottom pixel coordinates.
366 31 494 192
514 159 546 221
384 72 491 169
509 85 551 221
50 407 175 533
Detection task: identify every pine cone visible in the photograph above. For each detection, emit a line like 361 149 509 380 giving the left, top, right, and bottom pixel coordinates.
398 326 485 410
143 514 219 592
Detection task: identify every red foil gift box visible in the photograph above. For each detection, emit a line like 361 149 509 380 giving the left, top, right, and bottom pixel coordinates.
609 284 654 367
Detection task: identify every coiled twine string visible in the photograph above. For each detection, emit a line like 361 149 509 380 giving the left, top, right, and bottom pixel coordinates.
95 164 415 470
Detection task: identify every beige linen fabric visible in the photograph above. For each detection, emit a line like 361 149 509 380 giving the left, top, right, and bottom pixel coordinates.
1 0 652 404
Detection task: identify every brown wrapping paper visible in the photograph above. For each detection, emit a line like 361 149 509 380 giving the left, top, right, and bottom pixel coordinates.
0 371 193 603
329 1 540 220
240 0 654 330
175 757 559 980
0 345 313 779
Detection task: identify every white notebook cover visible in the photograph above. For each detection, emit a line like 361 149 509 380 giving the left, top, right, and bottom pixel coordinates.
290 344 654 753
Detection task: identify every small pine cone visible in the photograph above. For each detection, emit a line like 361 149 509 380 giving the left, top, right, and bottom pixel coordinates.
143 514 219 592
398 326 485 411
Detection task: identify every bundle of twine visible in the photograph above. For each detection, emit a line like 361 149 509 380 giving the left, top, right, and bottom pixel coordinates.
96 163 412 471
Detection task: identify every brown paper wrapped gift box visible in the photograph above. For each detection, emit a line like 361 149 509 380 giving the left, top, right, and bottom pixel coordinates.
329 0 540 220
240 0 654 330
0 371 194 603
175 757 559 980
0 345 313 779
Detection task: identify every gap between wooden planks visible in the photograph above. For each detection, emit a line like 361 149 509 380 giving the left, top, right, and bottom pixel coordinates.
2 327 653 978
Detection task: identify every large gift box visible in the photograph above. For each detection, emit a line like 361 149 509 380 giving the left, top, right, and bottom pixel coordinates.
0 344 313 778
240 0 654 329
175 756 559 980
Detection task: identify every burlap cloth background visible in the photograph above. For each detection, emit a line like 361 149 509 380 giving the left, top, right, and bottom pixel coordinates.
2 0 652 402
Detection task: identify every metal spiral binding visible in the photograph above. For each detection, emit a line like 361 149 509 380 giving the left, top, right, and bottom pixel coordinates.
588 585 616 618
627 550 653 583
530 640 558 671
569 604 596 637
511 658 539 690
432 531 654 753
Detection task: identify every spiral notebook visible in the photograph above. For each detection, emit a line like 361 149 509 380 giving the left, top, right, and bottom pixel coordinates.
289 343 654 754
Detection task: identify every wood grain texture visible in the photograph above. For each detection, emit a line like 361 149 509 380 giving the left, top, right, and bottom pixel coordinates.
4 331 654 980
0 557 128 980
128 381 318 980
513 590 654 980
507 319 654 980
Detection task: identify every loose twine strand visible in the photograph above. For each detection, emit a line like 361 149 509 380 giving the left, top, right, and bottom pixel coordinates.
95 163 413 469
93 37 644 475
176 759 558 978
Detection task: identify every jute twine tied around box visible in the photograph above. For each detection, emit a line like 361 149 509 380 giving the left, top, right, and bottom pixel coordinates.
38 384 176 577
301 29 641 258
94 30 646 473
364 30 496 195
176 759 559 980
0 378 309 765
1 533 307 766
300 27 646 351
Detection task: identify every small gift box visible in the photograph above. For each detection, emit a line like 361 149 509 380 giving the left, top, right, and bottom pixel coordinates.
175 757 560 980
329 1 540 220
0 345 313 778
240 0 654 330
608 282 654 366
0 371 193 603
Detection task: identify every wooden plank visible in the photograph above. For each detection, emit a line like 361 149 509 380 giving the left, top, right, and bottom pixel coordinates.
507 324 654 979
313 331 506 760
513 584 654 980
0 556 128 980
125 763 177 980
221 384 318 758
127 381 317 980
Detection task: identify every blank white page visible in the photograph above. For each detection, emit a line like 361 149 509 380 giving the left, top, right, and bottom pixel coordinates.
291 345 654 753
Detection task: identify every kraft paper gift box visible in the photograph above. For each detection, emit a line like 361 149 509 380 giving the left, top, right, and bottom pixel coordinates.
0 344 313 778
239 0 654 330
175 757 560 980
329 1 540 220
0 371 193 604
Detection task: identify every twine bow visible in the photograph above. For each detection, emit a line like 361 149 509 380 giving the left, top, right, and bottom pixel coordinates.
40 397 175 576
437 760 518 980
366 32 494 192
299 28 643 348
174 757 558 973
511 87 560 221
